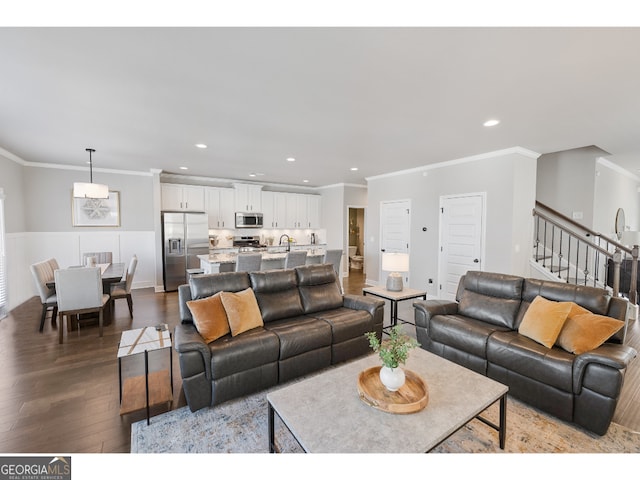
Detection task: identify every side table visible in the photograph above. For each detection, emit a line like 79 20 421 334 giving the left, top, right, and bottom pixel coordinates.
118 324 173 425
362 286 426 331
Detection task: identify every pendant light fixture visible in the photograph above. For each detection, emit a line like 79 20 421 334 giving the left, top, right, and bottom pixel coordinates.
73 148 109 199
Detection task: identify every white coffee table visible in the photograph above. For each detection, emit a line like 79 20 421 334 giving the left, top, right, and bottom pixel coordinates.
267 348 508 453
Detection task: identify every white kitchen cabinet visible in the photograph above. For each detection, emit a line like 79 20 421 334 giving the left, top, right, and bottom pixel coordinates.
262 191 287 228
306 194 321 228
285 193 322 228
234 183 262 212
161 183 205 211
206 187 235 228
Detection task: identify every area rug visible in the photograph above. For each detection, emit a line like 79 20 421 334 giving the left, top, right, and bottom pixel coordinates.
131 383 640 454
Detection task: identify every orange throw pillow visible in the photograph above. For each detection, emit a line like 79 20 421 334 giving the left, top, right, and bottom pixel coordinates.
186 292 230 343
220 288 264 336
518 296 572 348
557 313 624 355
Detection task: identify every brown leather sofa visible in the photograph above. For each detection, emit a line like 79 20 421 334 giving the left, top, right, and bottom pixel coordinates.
174 264 385 412
414 270 637 435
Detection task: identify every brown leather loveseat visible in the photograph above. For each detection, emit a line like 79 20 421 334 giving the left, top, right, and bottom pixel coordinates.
414 270 637 435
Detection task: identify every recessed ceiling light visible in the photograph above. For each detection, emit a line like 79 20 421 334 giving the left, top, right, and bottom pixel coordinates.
287 157 296 162
483 119 500 127
303 179 309 183
179 166 188 170
350 167 359 171
195 143 207 149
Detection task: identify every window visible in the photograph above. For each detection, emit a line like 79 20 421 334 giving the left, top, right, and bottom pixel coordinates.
0 189 6 319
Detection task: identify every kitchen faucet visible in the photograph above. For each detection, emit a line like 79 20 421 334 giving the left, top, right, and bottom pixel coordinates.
279 234 291 252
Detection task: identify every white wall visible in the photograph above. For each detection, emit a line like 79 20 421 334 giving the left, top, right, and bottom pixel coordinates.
536 146 607 228
594 157 640 238
0 158 157 310
366 148 539 297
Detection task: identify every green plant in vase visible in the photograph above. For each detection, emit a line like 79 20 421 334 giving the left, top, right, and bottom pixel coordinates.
365 326 420 391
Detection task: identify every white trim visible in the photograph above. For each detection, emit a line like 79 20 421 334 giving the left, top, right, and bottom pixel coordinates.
597 157 640 182
366 146 541 182
0 147 28 165
27 162 154 177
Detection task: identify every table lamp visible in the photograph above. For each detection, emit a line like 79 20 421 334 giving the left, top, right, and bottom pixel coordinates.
382 252 409 292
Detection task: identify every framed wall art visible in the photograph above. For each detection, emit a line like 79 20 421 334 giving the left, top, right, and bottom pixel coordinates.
72 191 121 227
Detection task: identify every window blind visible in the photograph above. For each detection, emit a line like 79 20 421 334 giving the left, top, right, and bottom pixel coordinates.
0 190 6 319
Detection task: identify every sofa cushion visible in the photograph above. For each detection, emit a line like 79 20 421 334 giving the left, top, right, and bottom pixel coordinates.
457 271 524 329
430 314 509 359
556 313 625 355
310 307 372 344
264 316 332 360
220 288 264 336
296 264 343 314
250 270 304 322
518 296 572 348
517 279 611 329
209 328 280 380
190 272 251 300
186 292 230 343
487 330 574 392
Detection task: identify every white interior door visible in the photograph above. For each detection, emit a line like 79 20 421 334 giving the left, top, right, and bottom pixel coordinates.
380 200 411 286
438 194 485 301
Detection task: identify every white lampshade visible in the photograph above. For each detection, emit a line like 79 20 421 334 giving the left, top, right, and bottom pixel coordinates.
73 182 109 199
382 252 409 272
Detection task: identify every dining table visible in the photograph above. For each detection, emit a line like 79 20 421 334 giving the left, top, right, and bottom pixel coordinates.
46 262 126 327
46 263 125 292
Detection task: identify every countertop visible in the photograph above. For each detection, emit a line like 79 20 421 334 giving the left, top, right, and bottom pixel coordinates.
198 248 326 265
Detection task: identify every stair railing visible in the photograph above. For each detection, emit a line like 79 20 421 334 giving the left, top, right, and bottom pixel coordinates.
533 201 638 306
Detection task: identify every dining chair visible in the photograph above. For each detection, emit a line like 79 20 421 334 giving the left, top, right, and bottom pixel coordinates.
82 251 113 265
110 255 138 318
323 249 343 276
30 258 59 332
235 252 263 272
54 267 110 344
284 250 308 269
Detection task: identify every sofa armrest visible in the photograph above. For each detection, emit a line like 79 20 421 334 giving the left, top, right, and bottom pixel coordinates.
343 294 385 336
413 299 459 329
572 343 637 393
174 323 212 380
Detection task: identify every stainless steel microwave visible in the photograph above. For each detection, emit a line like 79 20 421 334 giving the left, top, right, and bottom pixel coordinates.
235 212 264 228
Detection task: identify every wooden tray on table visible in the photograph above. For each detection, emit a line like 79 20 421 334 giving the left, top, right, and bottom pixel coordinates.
357 366 429 414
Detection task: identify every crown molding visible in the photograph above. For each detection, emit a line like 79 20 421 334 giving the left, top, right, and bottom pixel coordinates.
366 146 541 182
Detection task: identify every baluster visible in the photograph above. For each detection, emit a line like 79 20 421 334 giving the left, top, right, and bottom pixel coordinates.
575 242 580 286
551 225 555 274
535 215 540 262
557 230 563 279
543 220 548 268
583 245 589 285
566 234 572 283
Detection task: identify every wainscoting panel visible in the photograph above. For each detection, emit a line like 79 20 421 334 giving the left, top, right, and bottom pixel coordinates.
6 230 157 311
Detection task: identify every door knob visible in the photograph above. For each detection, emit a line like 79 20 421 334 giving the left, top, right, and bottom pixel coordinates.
473 258 479 263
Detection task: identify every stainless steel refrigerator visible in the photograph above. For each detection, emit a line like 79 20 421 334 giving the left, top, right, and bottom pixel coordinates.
162 212 209 291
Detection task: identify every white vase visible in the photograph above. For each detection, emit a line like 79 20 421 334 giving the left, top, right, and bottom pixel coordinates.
379 366 405 392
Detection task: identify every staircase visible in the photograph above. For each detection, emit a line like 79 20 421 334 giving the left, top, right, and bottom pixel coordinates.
532 202 638 308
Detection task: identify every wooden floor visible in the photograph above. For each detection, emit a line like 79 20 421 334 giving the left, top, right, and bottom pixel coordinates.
1 269 638 453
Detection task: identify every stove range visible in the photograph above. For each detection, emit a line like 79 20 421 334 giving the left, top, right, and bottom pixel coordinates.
233 236 267 252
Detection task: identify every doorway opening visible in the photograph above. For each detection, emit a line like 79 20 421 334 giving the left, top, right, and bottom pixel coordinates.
347 207 366 277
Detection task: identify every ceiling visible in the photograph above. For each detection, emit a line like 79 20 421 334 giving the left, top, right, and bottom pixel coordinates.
1 26 640 188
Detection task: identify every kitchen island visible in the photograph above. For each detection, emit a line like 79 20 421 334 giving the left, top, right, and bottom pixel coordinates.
197 247 326 274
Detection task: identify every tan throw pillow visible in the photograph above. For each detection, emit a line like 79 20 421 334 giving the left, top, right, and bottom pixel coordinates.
186 292 230 343
518 295 572 348
557 313 624 355
220 288 264 336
